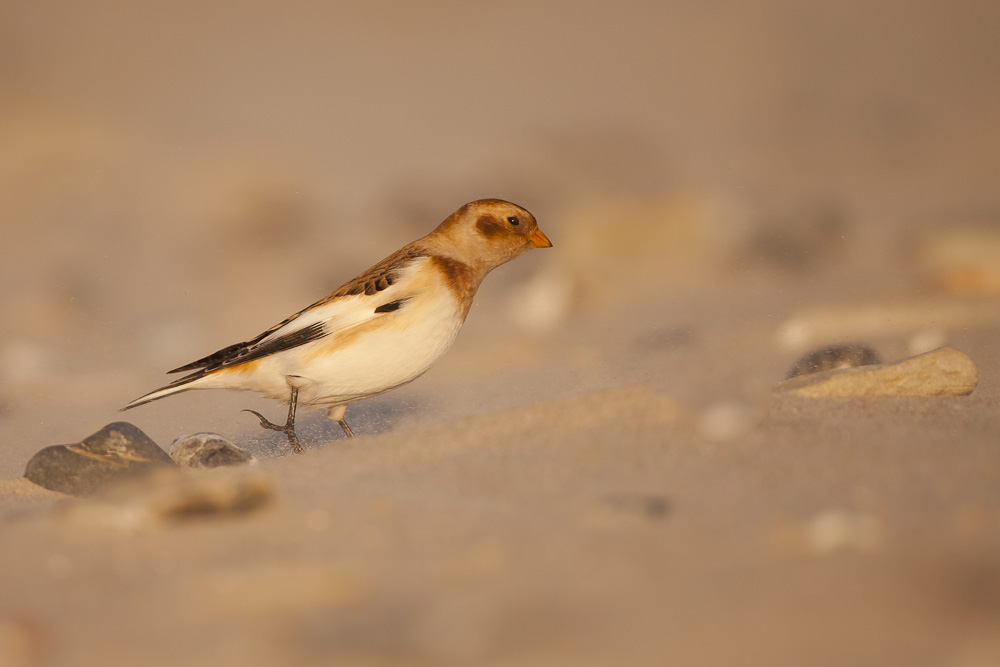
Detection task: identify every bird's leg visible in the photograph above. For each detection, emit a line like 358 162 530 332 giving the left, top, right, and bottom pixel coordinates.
326 404 355 439
243 387 304 454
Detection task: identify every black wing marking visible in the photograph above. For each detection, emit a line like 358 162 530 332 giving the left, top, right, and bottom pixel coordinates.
327 246 425 299
226 321 327 368
167 248 427 374
374 297 411 314
167 308 324 373
169 341 253 373
169 321 327 376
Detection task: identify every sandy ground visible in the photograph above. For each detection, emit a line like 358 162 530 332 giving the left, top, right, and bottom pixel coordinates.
2 2 1000 665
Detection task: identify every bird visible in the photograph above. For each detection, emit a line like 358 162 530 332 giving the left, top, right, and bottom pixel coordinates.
122 199 552 453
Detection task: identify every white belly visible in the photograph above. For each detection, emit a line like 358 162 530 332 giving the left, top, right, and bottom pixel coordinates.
290 291 465 406
220 282 466 408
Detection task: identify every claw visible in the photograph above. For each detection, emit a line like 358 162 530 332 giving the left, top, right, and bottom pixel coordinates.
242 409 276 429
242 388 304 454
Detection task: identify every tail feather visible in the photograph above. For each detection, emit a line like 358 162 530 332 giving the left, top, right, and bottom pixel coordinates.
121 370 211 411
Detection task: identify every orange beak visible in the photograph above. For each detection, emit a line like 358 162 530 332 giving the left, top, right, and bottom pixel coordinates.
528 228 553 248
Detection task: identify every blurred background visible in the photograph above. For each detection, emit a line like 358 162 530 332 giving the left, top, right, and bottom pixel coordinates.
3 3 1000 666
1 0 999 465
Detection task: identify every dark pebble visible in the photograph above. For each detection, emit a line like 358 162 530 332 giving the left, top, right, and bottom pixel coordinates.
24 422 174 496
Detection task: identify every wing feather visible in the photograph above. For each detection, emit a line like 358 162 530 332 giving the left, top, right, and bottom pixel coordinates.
124 246 429 411
168 248 427 376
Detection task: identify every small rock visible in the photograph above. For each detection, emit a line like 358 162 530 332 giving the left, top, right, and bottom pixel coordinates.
24 422 174 496
169 432 255 468
785 344 880 379
776 346 977 397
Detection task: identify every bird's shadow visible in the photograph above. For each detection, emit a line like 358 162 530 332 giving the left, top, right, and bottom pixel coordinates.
237 392 427 458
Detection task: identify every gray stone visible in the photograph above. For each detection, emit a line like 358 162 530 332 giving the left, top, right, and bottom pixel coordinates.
24 422 175 496
169 432 255 469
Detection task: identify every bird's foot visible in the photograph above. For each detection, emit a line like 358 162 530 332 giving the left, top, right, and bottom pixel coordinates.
243 409 304 454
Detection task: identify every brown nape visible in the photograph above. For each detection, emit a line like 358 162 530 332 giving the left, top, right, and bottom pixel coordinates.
430 255 478 316
431 255 474 287
475 214 506 239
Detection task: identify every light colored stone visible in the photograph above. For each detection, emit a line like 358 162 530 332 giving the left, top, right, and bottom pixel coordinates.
775 346 977 397
169 432 256 468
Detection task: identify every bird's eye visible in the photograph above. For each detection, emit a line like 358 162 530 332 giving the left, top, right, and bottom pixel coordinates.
507 216 520 226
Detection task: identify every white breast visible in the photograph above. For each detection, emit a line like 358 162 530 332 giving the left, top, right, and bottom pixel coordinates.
294 277 465 405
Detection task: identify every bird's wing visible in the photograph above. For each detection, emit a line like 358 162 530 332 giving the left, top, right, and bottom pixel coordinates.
168 248 428 375
121 247 431 411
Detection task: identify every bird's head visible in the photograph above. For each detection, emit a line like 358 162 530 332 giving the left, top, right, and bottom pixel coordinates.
431 199 552 272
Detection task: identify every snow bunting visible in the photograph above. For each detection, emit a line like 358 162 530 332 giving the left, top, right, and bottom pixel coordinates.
123 199 552 453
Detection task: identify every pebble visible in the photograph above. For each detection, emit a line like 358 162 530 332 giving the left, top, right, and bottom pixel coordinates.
24 422 174 496
775 346 978 398
169 432 256 468
785 344 880 379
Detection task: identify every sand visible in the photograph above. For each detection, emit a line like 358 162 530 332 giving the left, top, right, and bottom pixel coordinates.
2 2 1000 665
